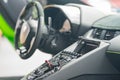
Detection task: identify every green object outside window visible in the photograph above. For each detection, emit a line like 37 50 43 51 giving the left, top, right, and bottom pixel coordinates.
0 14 15 45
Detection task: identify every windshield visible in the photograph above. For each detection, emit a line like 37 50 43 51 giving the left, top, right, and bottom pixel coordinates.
81 0 120 13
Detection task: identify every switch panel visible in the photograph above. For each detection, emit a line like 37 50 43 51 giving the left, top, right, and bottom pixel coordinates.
24 38 100 80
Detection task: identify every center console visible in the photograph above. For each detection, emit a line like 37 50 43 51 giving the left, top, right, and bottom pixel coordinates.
27 37 100 80
21 36 119 80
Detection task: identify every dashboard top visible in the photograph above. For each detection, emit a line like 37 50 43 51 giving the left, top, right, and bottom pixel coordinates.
93 15 120 30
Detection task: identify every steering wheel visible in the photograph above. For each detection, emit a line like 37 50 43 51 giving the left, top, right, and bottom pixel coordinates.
15 1 46 59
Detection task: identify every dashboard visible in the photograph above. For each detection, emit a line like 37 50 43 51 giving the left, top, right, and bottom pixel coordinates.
92 15 120 40
84 15 120 40
14 1 120 80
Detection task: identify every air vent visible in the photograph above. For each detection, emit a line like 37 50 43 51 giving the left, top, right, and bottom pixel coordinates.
104 30 115 40
93 29 103 39
93 28 120 40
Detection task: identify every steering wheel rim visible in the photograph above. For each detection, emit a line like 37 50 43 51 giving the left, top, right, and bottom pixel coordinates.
15 1 44 59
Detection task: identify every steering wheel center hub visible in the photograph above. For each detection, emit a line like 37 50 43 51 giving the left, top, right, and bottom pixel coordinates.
20 21 30 44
